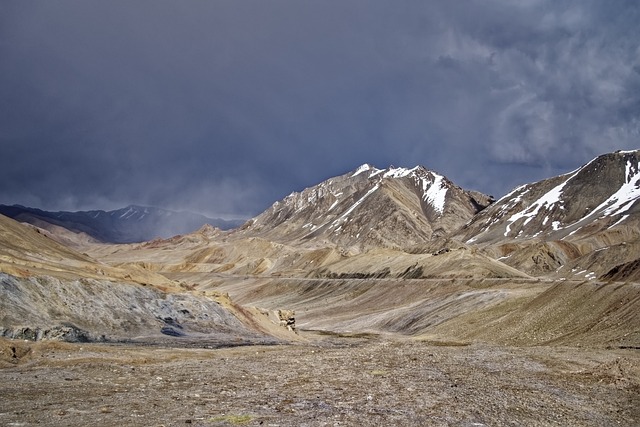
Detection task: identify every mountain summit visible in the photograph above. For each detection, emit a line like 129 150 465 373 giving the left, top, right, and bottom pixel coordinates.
449 150 640 279
240 164 493 250
457 150 640 245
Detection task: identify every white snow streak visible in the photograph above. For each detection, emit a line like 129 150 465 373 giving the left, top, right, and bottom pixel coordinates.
352 164 375 177
423 173 448 214
601 160 640 217
551 160 640 236
331 184 380 227
369 169 385 179
382 166 419 179
328 199 340 211
119 207 135 219
609 214 630 229
503 173 576 236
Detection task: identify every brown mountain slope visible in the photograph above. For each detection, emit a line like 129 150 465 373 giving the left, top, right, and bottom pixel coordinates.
452 150 640 279
307 246 529 280
197 275 639 349
0 214 296 344
457 150 640 245
83 153 640 282
240 164 492 251
0 213 174 287
430 280 640 347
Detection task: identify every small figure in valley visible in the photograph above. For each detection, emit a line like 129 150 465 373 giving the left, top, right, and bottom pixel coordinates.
275 309 296 333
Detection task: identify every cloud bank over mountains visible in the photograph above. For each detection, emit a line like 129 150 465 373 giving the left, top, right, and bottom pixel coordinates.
1 1 638 217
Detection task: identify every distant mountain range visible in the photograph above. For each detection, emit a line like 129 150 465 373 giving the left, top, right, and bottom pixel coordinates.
1 149 639 348
225 149 640 280
1 150 639 280
0 204 244 244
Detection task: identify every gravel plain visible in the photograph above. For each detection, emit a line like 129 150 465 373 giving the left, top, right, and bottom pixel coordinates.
1 333 638 427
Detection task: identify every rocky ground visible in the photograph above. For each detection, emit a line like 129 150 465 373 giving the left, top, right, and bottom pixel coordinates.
1 333 638 427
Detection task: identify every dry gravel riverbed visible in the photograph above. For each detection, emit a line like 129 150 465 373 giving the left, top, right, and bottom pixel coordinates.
1 334 638 426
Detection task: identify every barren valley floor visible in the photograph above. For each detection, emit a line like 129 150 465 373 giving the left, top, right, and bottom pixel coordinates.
1 333 639 427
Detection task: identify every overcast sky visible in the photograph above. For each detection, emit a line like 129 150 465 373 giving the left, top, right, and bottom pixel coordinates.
1 1 639 218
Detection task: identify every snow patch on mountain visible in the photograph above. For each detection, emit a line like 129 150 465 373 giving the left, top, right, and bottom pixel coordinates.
461 151 640 243
350 165 453 215
352 164 377 177
382 166 419 179
504 178 570 237
603 159 640 217
560 158 640 235
422 173 448 214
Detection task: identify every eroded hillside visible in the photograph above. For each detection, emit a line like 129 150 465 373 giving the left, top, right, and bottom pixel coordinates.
2 151 640 347
0 215 297 345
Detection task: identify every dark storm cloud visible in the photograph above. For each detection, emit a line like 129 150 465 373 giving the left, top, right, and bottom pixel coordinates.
1 1 638 217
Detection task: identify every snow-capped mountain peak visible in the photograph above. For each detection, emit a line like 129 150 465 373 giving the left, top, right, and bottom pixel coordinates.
458 150 640 244
350 165 450 214
351 163 378 177
242 164 493 249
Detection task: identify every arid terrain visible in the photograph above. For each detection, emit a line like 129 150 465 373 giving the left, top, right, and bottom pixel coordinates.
2 333 639 427
2 152 640 425
2 273 639 426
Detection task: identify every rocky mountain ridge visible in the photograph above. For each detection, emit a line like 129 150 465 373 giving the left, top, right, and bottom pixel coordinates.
457 150 640 245
448 150 640 280
241 163 493 251
0 204 243 244
74 151 640 282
